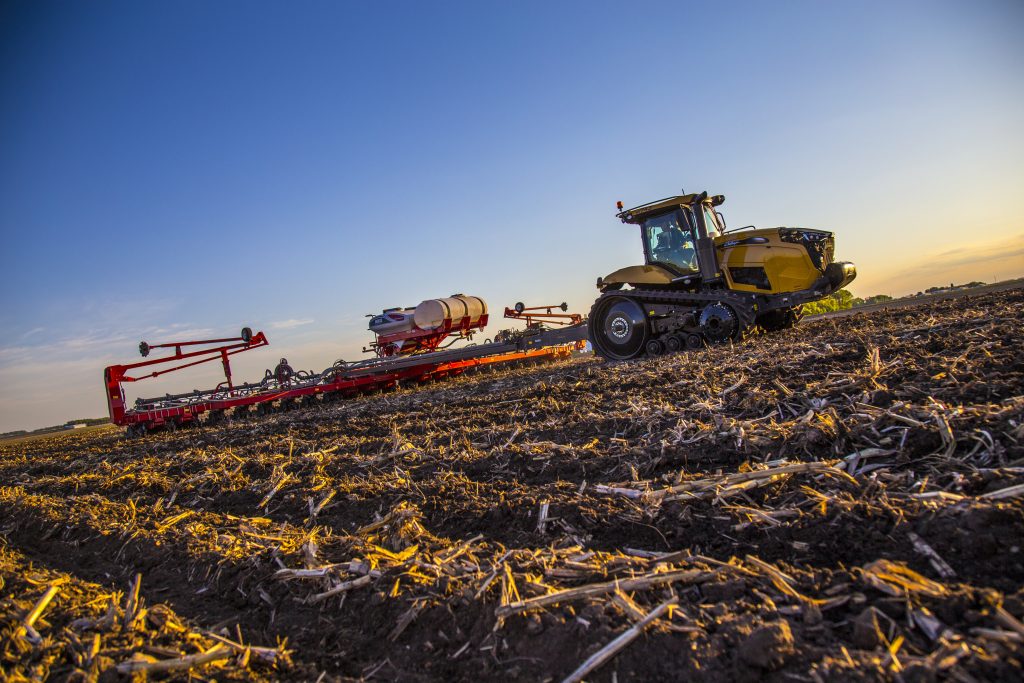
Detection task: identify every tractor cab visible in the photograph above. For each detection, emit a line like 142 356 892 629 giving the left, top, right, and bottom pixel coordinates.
598 193 726 290
641 209 701 275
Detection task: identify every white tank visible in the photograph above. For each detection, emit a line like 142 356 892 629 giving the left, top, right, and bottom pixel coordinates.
413 295 488 330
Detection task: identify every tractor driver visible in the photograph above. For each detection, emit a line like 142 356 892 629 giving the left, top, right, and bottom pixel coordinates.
274 358 294 388
653 225 697 273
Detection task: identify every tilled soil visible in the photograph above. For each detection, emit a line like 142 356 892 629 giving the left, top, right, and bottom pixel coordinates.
2 288 1023 681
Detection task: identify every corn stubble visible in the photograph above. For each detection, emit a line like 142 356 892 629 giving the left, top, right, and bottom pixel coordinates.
2 290 1023 681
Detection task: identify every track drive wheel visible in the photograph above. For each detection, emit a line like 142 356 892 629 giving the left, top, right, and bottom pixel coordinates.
589 296 649 360
699 302 741 344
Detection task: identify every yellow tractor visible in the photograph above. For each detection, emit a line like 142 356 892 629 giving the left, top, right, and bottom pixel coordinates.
589 191 856 359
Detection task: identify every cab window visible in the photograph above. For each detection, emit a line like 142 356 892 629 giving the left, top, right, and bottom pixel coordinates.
642 211 698 274
702 205 721 236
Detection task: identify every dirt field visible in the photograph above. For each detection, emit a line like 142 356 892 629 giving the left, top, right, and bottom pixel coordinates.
2 288 1022 681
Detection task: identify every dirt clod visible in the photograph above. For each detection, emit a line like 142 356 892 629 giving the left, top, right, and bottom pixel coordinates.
852 606 895 650
739 620 795 669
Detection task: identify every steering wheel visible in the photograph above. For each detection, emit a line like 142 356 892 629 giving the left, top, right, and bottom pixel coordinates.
654 246 697 271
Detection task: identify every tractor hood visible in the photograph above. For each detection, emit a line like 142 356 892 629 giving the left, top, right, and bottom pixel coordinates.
597 264 676 290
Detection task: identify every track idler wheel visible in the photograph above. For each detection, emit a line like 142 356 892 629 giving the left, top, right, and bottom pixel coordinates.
589 296 649 360
665 335 684 353
699 303 740 344
685 333 704 349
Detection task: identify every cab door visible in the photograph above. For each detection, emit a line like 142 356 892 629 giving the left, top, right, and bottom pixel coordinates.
641 210 699 276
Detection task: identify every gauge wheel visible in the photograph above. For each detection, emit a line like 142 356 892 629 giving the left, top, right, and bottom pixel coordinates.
590 296 649 360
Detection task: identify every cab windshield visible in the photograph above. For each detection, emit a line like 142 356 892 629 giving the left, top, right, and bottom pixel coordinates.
643 210 697 274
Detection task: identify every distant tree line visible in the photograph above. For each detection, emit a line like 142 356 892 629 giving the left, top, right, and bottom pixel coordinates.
925 281 985 294
0 417 110 441
802 290 883 315
802 281 987 316
65 417 112 427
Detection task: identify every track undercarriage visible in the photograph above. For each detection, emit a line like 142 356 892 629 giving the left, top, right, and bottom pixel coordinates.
588 288 802 360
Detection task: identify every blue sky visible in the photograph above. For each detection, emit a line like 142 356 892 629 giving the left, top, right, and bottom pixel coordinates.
1 0 1022 431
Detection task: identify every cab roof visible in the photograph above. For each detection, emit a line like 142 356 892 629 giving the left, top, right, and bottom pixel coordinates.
616 192 725 224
